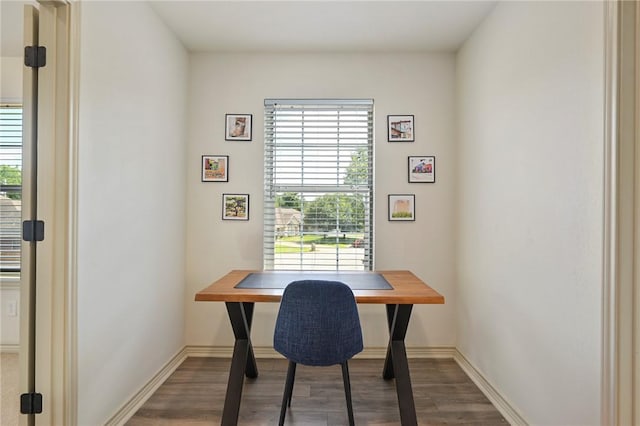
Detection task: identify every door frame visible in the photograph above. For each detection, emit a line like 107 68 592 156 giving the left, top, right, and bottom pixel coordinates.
602 0 639 424
18 1 75 425
17 1 638 424
19 6 39 425
36 1 76 424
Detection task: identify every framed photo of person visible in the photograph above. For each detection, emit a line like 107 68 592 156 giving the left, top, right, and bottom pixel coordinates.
225 114 252 141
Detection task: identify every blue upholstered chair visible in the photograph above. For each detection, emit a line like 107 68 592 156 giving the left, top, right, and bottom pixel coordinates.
273 280 364 426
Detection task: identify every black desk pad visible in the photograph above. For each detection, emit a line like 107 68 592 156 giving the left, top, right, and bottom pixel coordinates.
235 271 392 290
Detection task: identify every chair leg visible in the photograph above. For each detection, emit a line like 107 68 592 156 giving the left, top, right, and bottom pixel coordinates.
341 361 355 426
279 361 297 426
287 362 296 407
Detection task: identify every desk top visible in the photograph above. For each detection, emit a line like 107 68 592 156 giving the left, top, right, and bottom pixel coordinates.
195 270 445 305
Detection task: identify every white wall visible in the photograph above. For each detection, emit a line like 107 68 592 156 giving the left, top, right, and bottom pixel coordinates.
456 2 604 424
76 2 188 424
0 285 19 348
1 57 22 102
185 53 457 349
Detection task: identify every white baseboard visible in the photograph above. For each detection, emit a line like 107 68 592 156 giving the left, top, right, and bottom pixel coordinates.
105 345 524 426
0 344 19 353
454 349 527 425
405 346 458 358
185 345 458 359
104 347 189 426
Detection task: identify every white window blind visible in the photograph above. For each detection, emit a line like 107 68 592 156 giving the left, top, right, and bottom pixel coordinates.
264 99 374 271
0 105 23 273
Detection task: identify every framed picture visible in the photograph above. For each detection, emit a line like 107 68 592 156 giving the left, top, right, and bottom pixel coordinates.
202 155 229 182
408 156 435 183
388 115 414 142
388 194 415 221
225 114 252 141
223 193 249 220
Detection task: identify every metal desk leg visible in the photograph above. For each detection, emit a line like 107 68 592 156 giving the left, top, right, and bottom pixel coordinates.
382 304 417 426
221 302 258 426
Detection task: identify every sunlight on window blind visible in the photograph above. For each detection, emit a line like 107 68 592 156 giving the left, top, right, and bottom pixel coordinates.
0 105 23 273
264 99 374 271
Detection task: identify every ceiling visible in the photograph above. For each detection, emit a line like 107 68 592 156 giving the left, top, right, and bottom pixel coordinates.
1 1 496 57
150 1 496 53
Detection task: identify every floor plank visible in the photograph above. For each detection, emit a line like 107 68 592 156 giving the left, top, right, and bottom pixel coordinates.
0 353 19 426
127 357 508 425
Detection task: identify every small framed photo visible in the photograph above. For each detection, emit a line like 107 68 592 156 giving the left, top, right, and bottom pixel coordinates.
388 115 414 142
388 194 415 221
408 156 435 183
225 114 252 141
202 155 229 182
223 193 249 220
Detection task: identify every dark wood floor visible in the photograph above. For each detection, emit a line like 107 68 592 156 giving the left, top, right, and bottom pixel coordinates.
127 357 508 425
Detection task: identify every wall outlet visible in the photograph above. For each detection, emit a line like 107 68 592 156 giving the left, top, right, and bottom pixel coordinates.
7 300 17 317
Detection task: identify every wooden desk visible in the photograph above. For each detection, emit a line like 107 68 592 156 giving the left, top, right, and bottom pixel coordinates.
195 270 445 426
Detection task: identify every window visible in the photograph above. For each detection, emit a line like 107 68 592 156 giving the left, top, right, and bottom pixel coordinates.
264 99 374 271
0 105 22 274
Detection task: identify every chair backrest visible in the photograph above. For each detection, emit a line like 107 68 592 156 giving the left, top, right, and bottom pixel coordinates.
273 280 363 366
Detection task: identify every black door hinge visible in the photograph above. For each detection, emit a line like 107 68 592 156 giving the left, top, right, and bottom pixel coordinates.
24 46 46 68
20 392 43 414
23 220 45 242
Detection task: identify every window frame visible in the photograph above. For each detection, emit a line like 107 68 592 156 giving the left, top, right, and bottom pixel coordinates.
263 99 374 271
0 104 23 275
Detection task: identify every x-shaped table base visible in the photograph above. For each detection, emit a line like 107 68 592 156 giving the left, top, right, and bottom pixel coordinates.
220 301 418 426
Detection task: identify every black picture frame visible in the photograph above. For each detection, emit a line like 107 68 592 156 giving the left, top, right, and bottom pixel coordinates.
225 114 252 141
408 156 435 183
223 193 249 220
201 155 229 182
388 194 415 221
387 115 415 142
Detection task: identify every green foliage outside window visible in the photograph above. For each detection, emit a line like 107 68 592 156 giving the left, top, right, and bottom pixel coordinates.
0 165 21 200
